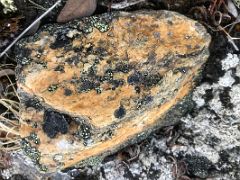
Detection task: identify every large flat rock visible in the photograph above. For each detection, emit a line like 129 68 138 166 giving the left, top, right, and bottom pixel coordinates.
15 10 211 172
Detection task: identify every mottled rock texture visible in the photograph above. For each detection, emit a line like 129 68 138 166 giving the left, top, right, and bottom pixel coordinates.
15 10 210 172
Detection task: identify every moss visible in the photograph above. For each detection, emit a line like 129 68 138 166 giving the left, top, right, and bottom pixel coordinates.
127 71 162 87
50 29 72 49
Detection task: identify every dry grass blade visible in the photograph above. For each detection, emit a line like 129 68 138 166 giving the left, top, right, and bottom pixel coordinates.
0 72 21 153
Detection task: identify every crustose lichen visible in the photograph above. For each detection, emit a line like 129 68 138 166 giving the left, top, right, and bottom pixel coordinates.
0 0 17 14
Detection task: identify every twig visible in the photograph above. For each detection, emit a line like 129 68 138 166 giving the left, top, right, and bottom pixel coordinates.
0 69 15 78
0 0 62 58
28 0 47 11
218 26 239 51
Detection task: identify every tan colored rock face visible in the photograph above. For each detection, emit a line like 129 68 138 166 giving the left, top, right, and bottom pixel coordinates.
16 11 211 172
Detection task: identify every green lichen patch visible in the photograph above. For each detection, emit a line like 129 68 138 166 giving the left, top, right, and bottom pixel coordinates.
21 133 48 171
80 14 112 33
48 84 59 92
27 132 40 144
75 122 92 146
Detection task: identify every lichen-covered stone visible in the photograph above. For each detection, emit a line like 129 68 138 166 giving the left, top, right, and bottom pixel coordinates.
15 10 211 172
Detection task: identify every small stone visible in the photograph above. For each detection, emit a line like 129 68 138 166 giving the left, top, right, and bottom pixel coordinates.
57 0 97 23
16 10 211 172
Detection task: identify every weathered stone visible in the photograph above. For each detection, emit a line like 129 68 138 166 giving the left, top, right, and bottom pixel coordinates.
15 10 211 172
57 0 97 23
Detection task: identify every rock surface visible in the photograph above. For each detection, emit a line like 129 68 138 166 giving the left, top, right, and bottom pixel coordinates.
15 10 210 173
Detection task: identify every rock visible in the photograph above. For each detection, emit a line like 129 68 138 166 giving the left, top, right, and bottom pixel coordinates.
15 10 210 172
184 155 214 178
57 0 97 23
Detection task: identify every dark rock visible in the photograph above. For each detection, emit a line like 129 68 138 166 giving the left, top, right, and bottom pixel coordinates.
185 155 214 178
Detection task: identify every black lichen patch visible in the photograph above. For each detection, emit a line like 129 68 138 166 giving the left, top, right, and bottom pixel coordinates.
48 84 59 92
173 67 188 74
103 69 113 81
136 95 153 109
127 71 162 88
219 87 233 109
135 86 141 94
114 62 133 73
203 88 214 103
76 65 126 93
203 33 227 84
24 97 43 110
100 129 114 141
109 79 125 90
232 68 240 85
114 105 126 119
73 46 84 53
35 60 47 69
65 56 80 66
64 88 73 96
77 79 100 93
94 47 108 57
54 65 65 73
127 72 142 84
204 135 221 147
184 155 214 178
16 47 32 65
50 30 71 49
42 110 70 138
